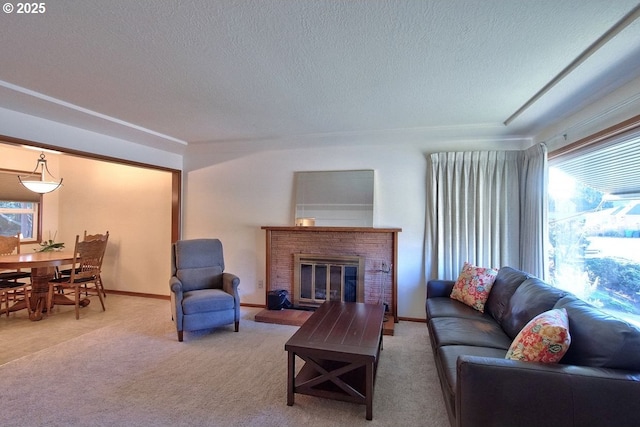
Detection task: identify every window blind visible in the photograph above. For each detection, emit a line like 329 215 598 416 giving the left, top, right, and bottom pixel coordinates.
0 170 41 202
549 128 640 197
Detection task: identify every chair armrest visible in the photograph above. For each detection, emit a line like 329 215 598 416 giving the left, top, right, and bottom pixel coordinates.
169 276 184 327
427 280 455 298
222 272 240 322
170 276 183 294
456 355 640 427
222 272 240 296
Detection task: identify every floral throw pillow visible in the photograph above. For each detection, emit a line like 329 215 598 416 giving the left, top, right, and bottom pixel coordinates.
449 262 499 313
505 308 571 363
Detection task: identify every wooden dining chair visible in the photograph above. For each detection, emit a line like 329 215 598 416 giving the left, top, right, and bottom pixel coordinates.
0 234 31 282
0 234 31 317
0 279 31 317
47 235 107 319
58 231 109 298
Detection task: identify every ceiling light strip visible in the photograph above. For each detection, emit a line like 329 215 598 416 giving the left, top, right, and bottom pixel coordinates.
504 4 640 126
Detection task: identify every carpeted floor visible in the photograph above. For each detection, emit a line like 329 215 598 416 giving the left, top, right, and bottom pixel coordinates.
0 295 449 427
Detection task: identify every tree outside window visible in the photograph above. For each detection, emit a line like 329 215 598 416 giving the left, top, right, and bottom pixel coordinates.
0 201 38 239
549 168 640 326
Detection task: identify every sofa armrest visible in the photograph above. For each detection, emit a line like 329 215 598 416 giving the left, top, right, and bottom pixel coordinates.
456 355 640 427
427 280 455 298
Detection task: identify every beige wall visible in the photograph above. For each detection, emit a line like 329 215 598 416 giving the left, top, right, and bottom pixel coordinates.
1 144 173 296
57 156 172 295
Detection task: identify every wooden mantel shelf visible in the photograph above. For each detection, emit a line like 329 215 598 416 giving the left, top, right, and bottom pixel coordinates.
261 226 402 233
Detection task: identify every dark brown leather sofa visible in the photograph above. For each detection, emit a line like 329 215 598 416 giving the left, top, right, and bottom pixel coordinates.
426 266 640 427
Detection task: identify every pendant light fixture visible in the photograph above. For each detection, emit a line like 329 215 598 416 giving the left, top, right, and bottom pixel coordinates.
18 152 63 193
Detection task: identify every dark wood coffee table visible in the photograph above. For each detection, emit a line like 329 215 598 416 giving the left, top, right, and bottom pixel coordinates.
285 301 384 420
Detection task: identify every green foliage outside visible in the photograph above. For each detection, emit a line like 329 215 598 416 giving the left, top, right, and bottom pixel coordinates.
585 257 640 314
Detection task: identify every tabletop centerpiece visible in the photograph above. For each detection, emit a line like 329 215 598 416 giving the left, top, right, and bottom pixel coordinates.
36 231 65 252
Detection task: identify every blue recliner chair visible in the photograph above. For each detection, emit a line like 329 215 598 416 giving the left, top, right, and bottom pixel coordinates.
170 239 240 342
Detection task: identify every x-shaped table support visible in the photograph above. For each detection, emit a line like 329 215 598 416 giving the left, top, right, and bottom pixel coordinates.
287 351 376 420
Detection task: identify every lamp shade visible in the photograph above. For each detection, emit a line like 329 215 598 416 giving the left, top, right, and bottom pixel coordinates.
18 179 63 194
18 153 63 194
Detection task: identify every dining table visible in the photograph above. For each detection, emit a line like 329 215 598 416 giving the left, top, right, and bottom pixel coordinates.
0 250 88 321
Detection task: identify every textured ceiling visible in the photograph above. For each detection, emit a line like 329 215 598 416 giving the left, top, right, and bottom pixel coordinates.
1 0 640 154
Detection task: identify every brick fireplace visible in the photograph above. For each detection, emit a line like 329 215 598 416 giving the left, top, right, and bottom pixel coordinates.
261 226 401 326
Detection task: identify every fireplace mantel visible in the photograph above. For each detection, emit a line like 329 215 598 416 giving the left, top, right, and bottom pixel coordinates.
261 226 401 325
261 226 401 233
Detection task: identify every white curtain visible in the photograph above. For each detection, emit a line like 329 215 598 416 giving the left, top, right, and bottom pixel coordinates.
425 143 547 280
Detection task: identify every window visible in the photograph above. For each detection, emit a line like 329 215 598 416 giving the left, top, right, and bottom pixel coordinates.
0 201 38 239
0 169 41 241
549 122 640 326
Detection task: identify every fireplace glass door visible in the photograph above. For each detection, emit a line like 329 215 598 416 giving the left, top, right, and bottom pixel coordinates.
295 254 364 307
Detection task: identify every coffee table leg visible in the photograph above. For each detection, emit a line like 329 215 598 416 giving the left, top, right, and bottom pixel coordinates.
287 350 295 406
366 361 373 420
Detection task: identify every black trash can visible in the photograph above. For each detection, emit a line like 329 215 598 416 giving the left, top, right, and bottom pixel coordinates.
267 289 293 310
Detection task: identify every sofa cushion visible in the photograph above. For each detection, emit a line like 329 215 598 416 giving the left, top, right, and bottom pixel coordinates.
554 295 640 371
485 266 530 324
501 278 568 339
427 297 491 320
450 262 499 313
429 317 513 350
505 308 571 363
182 289 234 314
437 345 507 397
